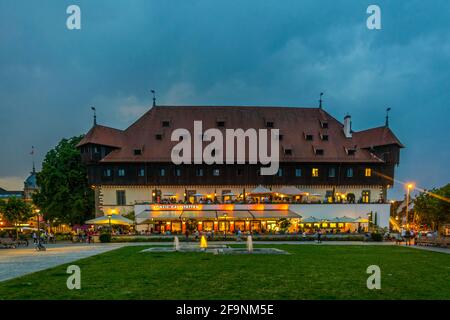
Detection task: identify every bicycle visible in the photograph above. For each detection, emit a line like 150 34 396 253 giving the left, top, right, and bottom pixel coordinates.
35 240 46 251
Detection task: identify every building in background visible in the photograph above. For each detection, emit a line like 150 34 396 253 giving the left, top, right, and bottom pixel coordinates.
77 105 403 232
23 165 38 202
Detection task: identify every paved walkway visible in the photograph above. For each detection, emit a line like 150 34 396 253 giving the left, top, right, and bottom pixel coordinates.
0 243 126 282
0 241 448 282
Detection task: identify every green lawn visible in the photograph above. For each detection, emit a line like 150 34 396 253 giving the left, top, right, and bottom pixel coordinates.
1 245 449 300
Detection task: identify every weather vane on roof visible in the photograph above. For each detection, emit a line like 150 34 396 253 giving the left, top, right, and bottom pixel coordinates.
385 107 391 127
151 90 156 107
91 106 97 126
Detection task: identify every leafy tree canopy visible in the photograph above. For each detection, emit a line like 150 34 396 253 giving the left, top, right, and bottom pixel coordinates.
0 197 33 236
32 136 94 225
414 183 450 230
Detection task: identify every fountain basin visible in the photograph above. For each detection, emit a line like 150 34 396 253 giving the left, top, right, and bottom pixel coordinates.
213 248 289 255
140 245 289 255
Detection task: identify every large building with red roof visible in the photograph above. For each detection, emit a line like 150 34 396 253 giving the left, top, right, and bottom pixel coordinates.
78 105 403 233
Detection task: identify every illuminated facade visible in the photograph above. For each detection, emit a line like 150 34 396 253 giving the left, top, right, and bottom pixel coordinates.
77 105 403 232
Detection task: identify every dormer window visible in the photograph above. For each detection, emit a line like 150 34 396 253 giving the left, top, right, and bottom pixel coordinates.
162 120 170 127
314 148 324 155
155 134 163 140
345 147 356 156
134 149 142 156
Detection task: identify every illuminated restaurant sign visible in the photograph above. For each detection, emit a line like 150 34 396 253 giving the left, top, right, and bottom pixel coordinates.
151 204 200 210
149 204 290 211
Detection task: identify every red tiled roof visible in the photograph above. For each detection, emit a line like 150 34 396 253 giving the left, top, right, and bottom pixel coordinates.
77 125 124 148
77 106 403 163
353 126 405 149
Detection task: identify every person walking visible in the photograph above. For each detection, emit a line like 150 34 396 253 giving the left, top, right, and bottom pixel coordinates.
404 229 411 246
32 232 37 244
237 229 242 242
185 230 189 242
410 229 415 246
317 229 322 244
400 228 406 245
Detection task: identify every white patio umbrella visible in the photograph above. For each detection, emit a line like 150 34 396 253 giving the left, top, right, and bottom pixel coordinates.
302 216 322 223
85 214 133 226
278 186 308 196
193 193 205 197
249 185 273 195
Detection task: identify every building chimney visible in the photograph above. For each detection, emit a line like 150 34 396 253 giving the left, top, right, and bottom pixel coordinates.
343 114 352 138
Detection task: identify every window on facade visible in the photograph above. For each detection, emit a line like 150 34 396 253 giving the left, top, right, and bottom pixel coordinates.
362 190 370 203
312 168 319 177
93 146 99 153
216 121 225 127
328 167 336 178
213 169 220 176
320 121 329 129
284 148 292 155
346 168 353 177
118 169 125 177
134 149 142 156
175 168 181 177
196 168 204 176
266 121 274 128
295 168 302 177
103 169 112 177
365 168 372 177
116 190 126 205
138 168 145 177
155 134 163 140
321 134 329 141
162 120 170 127
159 168 166 177
305 134 313 141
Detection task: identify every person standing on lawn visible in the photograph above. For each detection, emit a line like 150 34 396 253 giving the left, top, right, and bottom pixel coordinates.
317 229 322 243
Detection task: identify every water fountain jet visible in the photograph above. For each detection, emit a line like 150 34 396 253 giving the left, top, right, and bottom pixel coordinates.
174 236 180 251
200 235 208 251
247 235 253 253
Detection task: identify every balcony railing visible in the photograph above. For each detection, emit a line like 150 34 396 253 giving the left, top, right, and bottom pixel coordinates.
134 199 387 205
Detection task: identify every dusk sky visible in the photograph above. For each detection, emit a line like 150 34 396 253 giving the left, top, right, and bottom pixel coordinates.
0 0 449 199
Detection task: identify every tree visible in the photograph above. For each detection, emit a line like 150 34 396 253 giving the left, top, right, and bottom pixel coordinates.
0 197 33 238
32 136 94 226
414 183 450 231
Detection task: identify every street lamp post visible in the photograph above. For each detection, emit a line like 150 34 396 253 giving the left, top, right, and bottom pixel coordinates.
107 214 112 233
405 183 414 226
35 209 41 240
223 213 228 241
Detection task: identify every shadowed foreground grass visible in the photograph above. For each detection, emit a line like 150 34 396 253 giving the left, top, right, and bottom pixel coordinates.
0 245 449 300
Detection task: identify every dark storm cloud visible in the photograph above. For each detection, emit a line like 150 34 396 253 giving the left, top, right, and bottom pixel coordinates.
0 0 449 197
